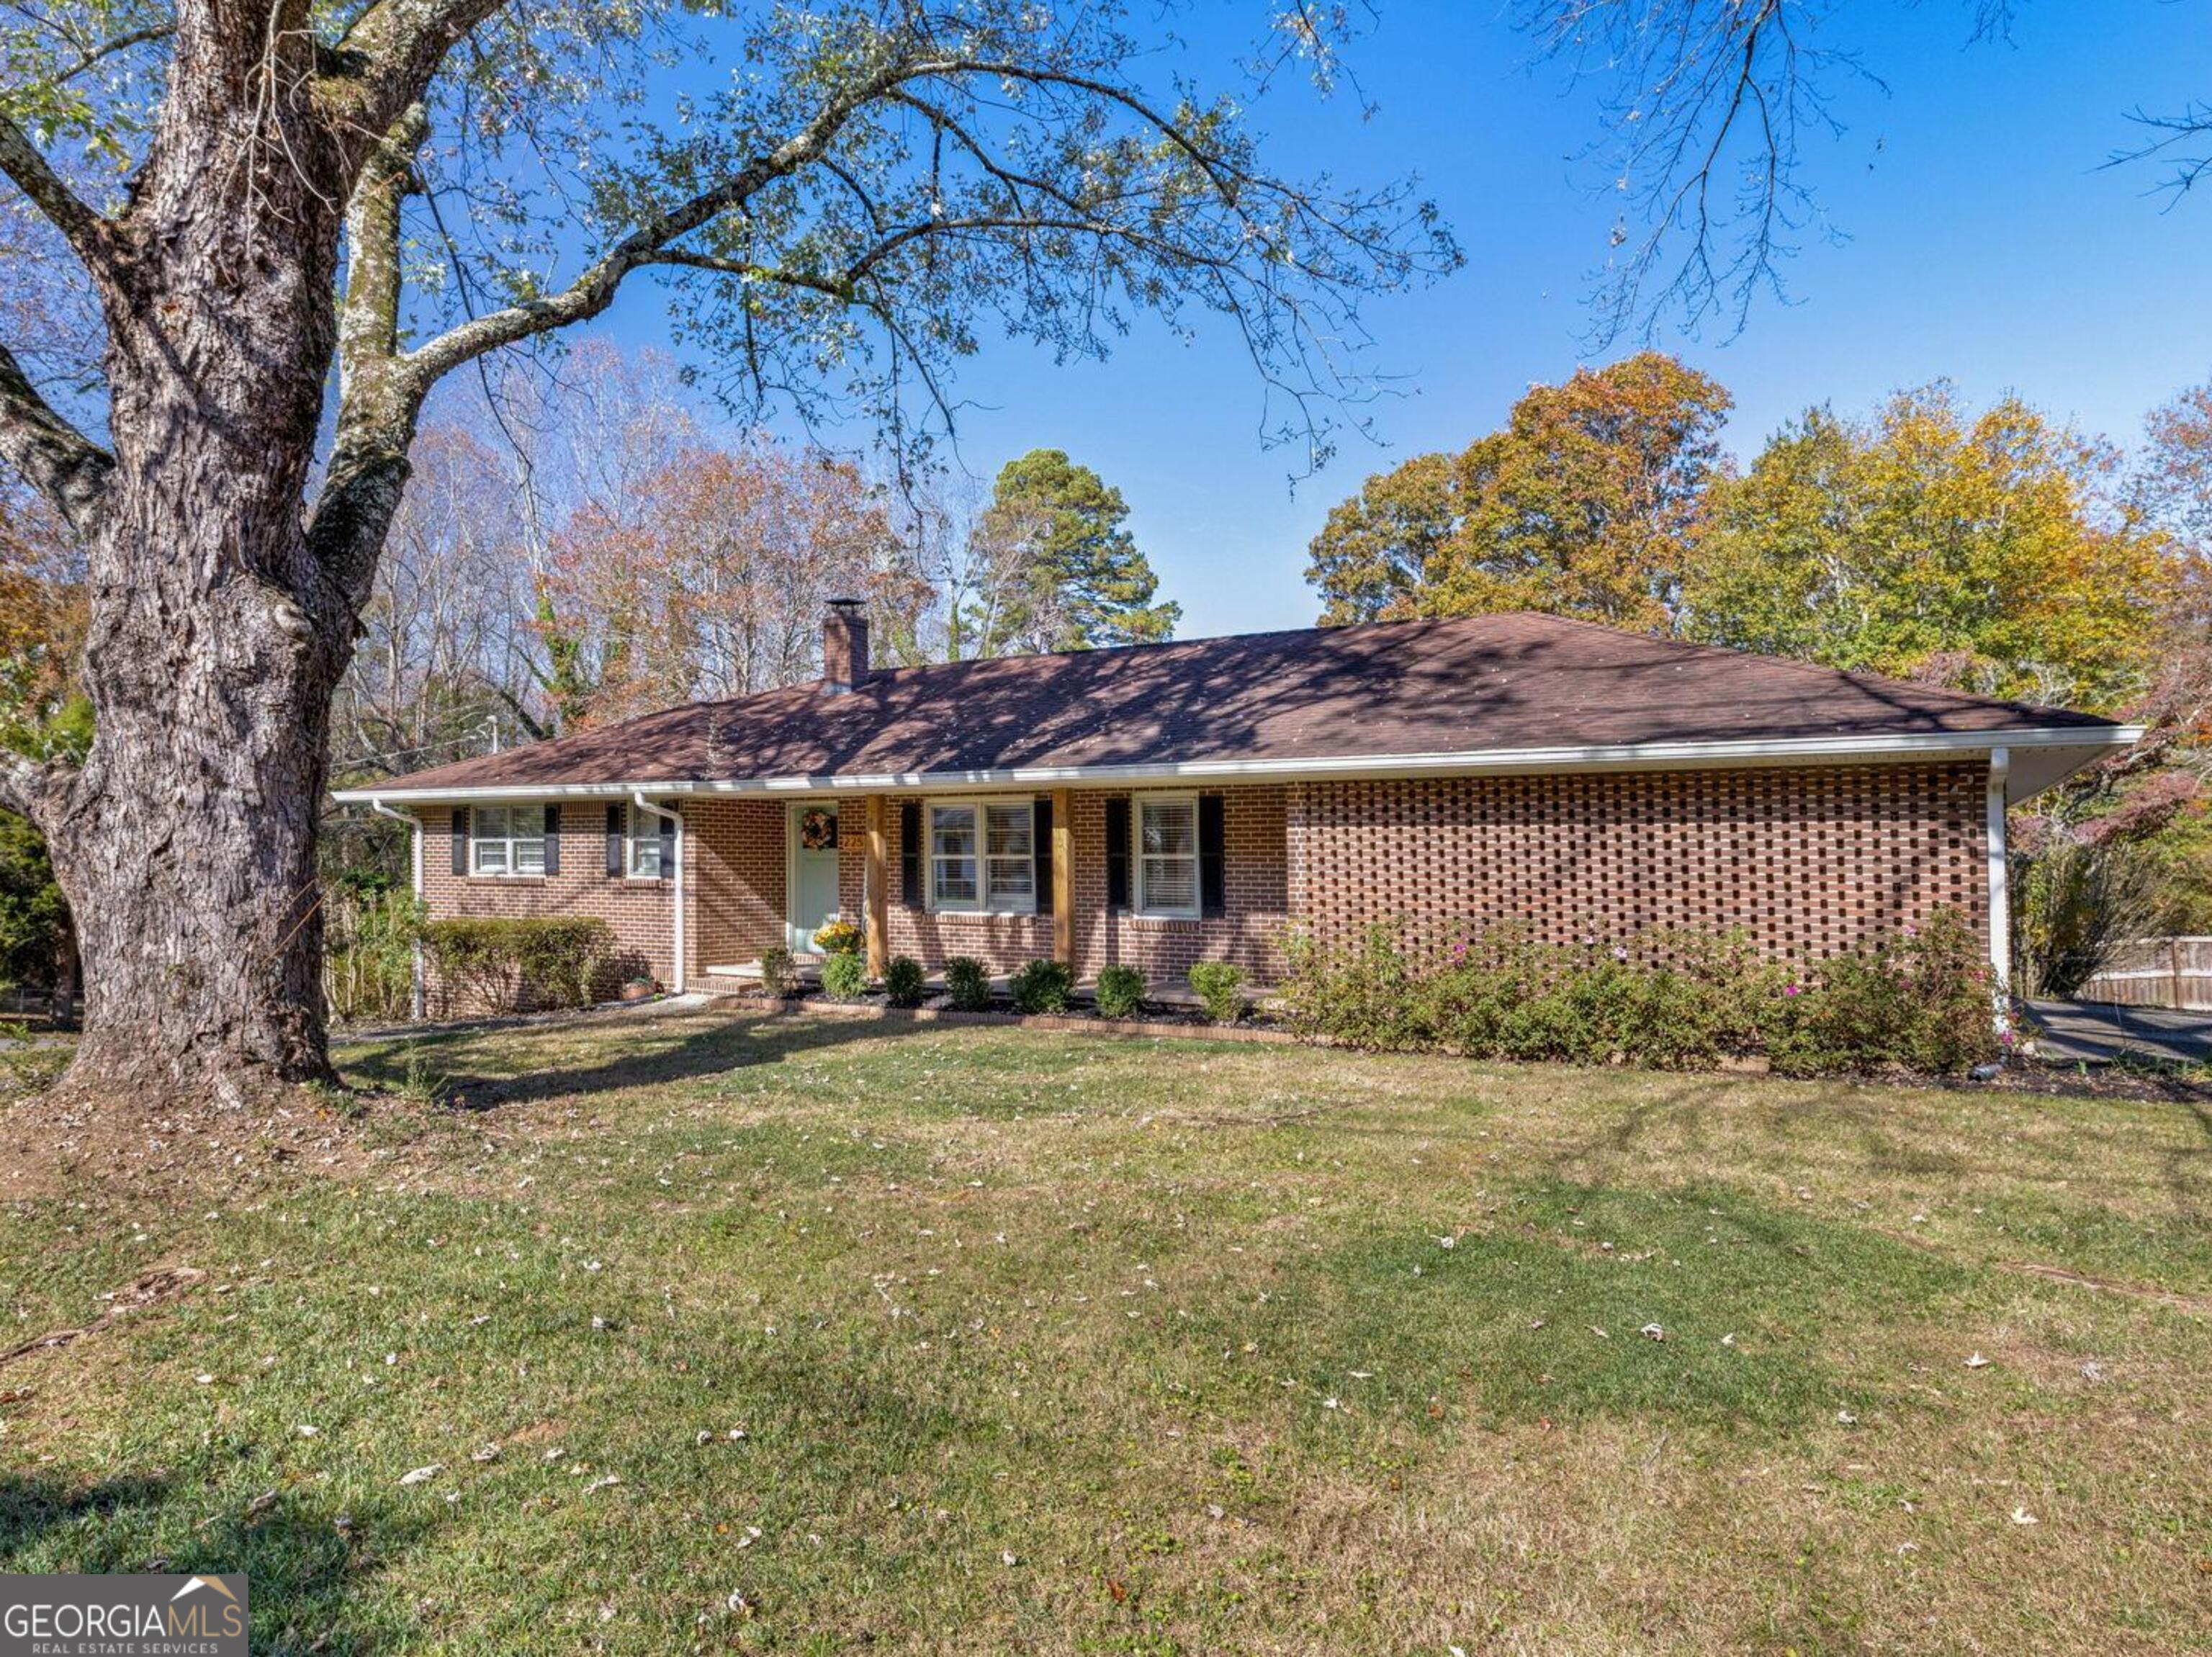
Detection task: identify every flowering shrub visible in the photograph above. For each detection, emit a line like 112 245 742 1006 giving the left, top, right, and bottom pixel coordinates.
1280 911 1998 1076
812 919 864 956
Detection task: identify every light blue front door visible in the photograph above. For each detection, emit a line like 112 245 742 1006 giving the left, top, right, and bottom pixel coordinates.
788 804 841 953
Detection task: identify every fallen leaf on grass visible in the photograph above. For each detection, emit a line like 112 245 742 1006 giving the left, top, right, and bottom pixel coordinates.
398 1464 443 1486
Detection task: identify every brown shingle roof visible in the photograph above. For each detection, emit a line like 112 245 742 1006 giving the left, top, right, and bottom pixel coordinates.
346 612 2126 796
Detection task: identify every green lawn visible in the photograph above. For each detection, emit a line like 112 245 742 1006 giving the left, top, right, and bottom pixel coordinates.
3 1007 2208 1653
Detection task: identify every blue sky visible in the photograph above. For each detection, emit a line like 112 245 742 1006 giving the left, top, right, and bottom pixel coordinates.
592 1 2212 639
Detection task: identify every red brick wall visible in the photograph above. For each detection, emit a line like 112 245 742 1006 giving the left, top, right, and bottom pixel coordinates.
1285 763 1989 965
416 804 676 1014
410 763 1990 1007
875 786 1290 983
686 798 786 969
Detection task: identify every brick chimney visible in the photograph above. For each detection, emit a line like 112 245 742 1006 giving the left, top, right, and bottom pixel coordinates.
822 598 871 693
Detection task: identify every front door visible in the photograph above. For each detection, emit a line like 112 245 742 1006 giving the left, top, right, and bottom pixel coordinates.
787 803 842 953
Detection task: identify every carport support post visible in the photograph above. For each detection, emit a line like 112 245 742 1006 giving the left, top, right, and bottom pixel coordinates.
866 794 889 978
1053 787 1074 970
1987 747 2011 1031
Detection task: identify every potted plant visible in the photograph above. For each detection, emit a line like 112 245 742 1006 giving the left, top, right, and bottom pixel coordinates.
619 975 659 1002
812 919 865 956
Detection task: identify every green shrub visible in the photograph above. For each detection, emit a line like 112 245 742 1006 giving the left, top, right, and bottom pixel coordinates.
1767 910 2000 1077
821 951 871 1001
1094 964 1146 1019
883 956 926 1008
423 916 612 1015
1187 961 1247 1024
945 956 991 1012
757 946 798 998
1280 912 1996 1076
1010 958 1074 1015
323 882 424 1024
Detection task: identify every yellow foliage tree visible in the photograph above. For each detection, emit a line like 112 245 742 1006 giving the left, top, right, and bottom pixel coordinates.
1683 386 2172 713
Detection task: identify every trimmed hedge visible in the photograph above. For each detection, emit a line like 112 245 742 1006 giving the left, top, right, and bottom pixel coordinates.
1280 910 1999 1077
1094 964 1146 1020
883 956 926 1008
1010 958 1074 1015
945 956 990 1012
822 951 871 1001
423 916 613 1015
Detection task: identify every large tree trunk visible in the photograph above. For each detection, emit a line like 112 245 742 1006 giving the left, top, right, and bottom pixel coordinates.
33 0 364 1108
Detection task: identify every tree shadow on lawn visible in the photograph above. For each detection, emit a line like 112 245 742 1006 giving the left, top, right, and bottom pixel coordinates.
1 1470 431 1653
336 1006 941 1112
1234 1177 1971 1439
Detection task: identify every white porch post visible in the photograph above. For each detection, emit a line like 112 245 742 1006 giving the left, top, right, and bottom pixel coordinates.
1986 747 2010 1028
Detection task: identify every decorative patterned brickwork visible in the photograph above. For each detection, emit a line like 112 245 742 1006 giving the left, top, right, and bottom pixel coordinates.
415 804 675 1014
1285 763 1987 964
410 763 1990 1005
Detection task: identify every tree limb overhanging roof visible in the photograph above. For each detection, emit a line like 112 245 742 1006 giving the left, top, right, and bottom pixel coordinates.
335 612 2134 801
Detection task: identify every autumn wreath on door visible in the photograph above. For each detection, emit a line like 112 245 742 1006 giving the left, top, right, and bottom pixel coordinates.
799 805 839 850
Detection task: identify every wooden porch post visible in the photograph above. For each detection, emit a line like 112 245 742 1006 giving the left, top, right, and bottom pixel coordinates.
865 794 889 977
1053 786 1074 969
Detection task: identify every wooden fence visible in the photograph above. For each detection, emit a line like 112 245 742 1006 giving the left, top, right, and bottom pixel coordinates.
2074 938 2212 1011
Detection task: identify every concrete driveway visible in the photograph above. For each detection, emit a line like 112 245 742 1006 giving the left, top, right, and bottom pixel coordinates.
2025 1000 2212 1067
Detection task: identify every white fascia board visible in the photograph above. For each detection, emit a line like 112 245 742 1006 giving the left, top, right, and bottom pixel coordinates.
331 724 2143 807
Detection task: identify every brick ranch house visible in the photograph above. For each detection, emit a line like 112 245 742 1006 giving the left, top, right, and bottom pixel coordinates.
333 604 2139 1012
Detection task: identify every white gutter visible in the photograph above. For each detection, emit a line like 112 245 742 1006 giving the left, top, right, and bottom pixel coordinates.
630 792 685 994
332 724 2144 808
367 797 425 1022
1987 747 2011 1031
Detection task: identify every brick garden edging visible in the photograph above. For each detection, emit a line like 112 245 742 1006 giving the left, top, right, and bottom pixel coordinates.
752 995 1304 1045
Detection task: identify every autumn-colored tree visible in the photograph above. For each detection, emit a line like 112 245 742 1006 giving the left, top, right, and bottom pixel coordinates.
542 440 918 726
1305 353 1731 630
1683 385 2172 711
965 449 1178 655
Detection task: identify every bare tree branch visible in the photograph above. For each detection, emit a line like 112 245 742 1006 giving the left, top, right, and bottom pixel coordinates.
0 336 113 536
0 112 122 282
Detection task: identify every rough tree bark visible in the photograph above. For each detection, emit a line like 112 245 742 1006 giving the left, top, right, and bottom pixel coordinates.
0 0 475 1106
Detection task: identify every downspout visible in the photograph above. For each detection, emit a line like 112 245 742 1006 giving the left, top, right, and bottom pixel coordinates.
369 798 425 1023
1985 747 2010 1032
632 792 686 994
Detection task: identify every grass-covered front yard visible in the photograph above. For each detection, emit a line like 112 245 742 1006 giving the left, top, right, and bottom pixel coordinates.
1 1008 2207 1653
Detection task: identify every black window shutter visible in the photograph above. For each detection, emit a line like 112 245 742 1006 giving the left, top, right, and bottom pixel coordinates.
451 807 469 876
1033 796 1054 915
900 801 922 907
1105 797 1130 911
1199 794 1226 918
605 803 624 876
542 804 562 876
659 804 678 881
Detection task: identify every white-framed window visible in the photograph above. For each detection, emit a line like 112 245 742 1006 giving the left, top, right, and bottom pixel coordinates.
928 798 1035 913
1134 794 1200 918
471 804 547 876
626 804 664 879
